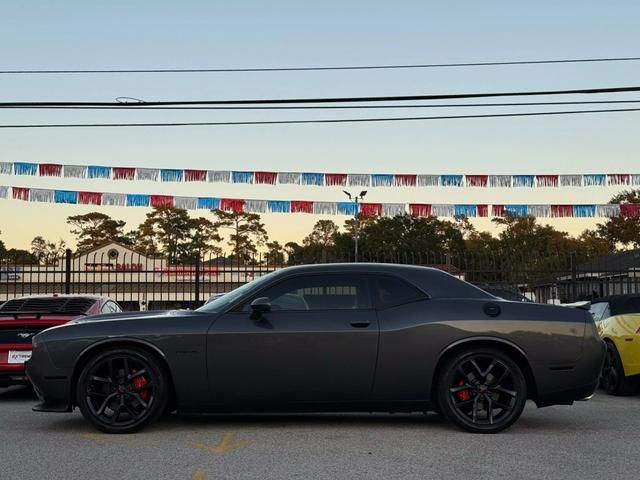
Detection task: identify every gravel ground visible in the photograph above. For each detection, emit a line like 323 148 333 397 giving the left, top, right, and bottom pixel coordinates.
0 386 638 480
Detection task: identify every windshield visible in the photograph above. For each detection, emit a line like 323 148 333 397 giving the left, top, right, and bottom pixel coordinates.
196 270 279 312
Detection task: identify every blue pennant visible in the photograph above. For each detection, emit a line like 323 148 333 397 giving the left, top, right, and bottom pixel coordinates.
126 194 150 207
197 197 220 210
54 190 78 204
87 165 112 179
302 172 324 185
160 169 184 182
14 162 38 176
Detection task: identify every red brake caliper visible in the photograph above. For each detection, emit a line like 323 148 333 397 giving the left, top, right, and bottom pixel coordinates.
131 368 149 401
457 379 471 402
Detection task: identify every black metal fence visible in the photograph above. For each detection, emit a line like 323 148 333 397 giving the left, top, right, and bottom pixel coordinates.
1 248 639 310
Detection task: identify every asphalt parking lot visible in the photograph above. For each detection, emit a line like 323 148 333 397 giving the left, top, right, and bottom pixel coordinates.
0 387 638 480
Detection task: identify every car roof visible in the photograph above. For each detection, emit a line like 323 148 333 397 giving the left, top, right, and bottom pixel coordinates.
591 294 640 315
269 263 492 299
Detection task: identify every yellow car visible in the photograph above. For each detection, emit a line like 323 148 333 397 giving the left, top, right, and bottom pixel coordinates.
590 295 640 395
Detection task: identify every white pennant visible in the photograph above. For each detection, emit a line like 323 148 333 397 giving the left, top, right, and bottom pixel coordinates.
208 170 230 183
244 199 268 213
136 168 159 181
63 165 88 178
416 175 440 186
347 174 371 187
313 202 337 215
174 196 197 210
0 162 13 175
278 172 302 184
382 203 406 217
30 188 54 203
102 192 127 206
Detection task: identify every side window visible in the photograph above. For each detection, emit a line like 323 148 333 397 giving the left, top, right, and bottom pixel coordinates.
589 302 609 322
111 302 122 313
243 274 371 311
101 301 120 314
373 275 427 308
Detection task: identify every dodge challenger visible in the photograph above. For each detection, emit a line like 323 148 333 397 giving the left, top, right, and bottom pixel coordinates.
26 264 605 434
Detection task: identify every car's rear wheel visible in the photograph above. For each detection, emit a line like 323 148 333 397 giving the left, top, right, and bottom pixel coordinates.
76 347 168 433
600 342 634 396
437 348 527 433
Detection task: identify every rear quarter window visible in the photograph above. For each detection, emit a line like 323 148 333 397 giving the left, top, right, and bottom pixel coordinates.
373 275 427 309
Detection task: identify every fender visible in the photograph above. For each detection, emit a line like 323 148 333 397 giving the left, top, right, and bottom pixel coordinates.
437 335 530 364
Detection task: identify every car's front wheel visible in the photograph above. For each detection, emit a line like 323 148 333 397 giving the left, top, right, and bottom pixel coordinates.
76 347 169 433
436 348 527 433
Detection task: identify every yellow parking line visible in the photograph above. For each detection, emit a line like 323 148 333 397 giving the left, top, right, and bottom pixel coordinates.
190 432 253 453
192 469 206 480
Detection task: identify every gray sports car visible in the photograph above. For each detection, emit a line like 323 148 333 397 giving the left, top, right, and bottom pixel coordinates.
26 264 605 434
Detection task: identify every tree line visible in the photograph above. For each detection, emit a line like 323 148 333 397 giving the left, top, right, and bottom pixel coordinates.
0 190 639 265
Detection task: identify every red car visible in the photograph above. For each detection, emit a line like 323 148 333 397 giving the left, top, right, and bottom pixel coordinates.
0 294 122 387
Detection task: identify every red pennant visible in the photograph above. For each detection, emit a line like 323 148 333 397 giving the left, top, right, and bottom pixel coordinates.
254 171 278 185
12 187 30 200
325 173 347 186
409 203 432 217
78 191 102 205
38 163 63 177
609 174 630 185
492 205 505 216
291 200 313 213
477 204 489 217
394 174 417 186
360 203 382 217
184 169 207 182
551 205 574 217
620 203 640 217
466 175 488 187
112 167 136 180
220 198 245 212
536 175 559 187
150 195 174 208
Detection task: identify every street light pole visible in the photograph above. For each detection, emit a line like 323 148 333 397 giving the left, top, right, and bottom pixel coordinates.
343 190 367 263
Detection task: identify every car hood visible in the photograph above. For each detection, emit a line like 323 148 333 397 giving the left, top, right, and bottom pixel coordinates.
69 310 193 324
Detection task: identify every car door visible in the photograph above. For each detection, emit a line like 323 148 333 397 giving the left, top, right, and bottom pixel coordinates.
206 273 379 406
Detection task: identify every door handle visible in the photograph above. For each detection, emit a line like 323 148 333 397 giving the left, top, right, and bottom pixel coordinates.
350 321 371 328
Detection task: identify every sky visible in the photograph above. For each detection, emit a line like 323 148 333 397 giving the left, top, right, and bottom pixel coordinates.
1 1 639 250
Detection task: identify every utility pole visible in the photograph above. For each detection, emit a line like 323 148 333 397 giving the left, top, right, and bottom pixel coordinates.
342 190 367 262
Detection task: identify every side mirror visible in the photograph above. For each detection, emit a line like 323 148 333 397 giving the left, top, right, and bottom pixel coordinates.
250 297 271 320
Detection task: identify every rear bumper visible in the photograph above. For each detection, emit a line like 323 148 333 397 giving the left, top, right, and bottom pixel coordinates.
24 345 73 413
534 337 606 407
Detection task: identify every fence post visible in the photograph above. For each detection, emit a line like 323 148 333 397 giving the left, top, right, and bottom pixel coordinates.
570 252 577 302
64 248 72 294
194 252 201 305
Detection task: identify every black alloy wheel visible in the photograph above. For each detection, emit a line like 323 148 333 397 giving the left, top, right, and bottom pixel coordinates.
437 348 527 433
600 342 634 396
76 347 168 433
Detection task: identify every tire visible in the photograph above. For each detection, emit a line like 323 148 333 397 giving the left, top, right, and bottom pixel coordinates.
436 347 527 434
76 347 169 433
600 342 635 396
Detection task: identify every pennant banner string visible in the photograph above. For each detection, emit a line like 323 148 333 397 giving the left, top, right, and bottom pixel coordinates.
1 185 638 218
1 161 639 189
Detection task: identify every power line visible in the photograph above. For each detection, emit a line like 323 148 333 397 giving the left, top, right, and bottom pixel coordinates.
2 100 640 110
1 107 638 128
2 56 640 74
1 86 640 108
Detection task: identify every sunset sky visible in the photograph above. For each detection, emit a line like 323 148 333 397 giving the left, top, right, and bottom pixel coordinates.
1 1 639 250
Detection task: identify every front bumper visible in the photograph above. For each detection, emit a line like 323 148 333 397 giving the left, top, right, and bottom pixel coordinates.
25 344 73 413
